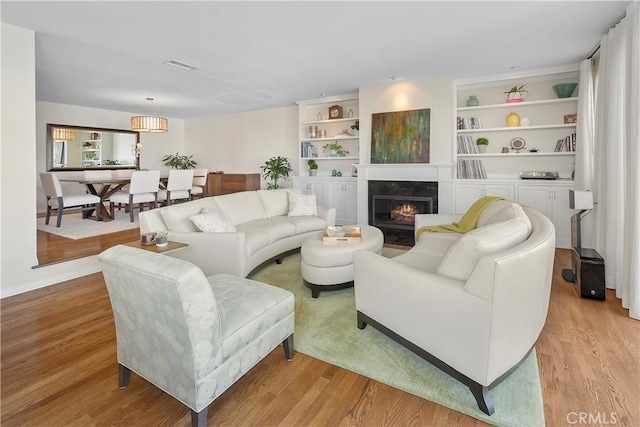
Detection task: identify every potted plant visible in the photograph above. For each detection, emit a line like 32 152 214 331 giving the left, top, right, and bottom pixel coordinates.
504 85 527 103
260 156 292 189
350 120 359 136
476 137 489 153
162 152 197 169
323 142 349 157
155 230 169 247
307 159 318 176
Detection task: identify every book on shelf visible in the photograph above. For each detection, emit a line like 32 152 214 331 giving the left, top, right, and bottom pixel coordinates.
456 159 487 179
323 226 362 242
553 132 576 152
456 117 482 130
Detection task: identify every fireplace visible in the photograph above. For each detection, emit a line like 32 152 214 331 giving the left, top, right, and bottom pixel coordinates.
368 181 438 246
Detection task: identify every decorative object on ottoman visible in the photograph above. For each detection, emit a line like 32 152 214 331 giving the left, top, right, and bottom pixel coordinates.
323 226 362 242
301 225 383 298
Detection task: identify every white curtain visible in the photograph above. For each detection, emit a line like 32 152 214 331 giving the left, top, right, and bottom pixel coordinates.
575 59 595 191
593 1 640 320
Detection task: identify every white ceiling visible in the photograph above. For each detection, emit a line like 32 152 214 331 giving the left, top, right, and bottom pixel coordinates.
1 1 629 119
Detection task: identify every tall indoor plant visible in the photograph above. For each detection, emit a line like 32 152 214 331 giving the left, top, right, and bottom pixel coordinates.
260 156 292 189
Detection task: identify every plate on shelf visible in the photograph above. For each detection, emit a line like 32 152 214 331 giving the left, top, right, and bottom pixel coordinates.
510 137 526 152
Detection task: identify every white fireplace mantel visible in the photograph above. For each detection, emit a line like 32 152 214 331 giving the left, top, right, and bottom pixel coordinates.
356 163 454 224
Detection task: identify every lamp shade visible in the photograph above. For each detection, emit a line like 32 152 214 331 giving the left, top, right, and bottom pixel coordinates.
52 128 76 140
131 116 168 133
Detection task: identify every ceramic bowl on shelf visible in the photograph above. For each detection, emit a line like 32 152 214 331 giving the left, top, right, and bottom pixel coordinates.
552 83 578 98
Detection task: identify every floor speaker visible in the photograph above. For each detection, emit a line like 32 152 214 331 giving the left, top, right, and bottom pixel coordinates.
571 247 606 300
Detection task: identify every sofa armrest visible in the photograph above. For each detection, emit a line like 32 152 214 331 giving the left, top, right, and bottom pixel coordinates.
317 205 336 226
164 231 248 277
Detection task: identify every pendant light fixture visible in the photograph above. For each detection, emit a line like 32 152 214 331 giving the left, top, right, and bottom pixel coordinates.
52 127 76 140
131 98 168 133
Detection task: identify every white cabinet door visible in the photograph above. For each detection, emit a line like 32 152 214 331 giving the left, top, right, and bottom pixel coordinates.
454 183 515 214
517 184 574 248
329 181 357 225
293 178 327 207
551 186 573 248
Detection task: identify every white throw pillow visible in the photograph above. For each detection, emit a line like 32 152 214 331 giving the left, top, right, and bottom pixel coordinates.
189 209 237 232
436 217 530 282
288 193 318 217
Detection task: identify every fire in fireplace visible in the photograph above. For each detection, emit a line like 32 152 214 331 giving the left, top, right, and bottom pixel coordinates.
368 180 439 246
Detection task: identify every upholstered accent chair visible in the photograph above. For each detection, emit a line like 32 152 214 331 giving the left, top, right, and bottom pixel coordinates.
191 168 208 199
98 245 295 427
39 172 102 226
157 169 194 206
354 205 555 415
109 170 160 222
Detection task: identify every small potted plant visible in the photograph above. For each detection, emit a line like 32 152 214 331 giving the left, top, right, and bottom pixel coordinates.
323 142 349 157
307 159 318 176
350 120 359 136
155 230 169 247
504 85 527 103
476 137 489 153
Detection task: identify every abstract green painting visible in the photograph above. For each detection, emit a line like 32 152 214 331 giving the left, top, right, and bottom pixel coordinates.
371 108 430 163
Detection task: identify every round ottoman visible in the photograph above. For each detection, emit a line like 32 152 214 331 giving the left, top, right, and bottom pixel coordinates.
301 225 384 298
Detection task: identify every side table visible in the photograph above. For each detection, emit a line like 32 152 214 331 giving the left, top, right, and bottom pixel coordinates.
123 240 188 254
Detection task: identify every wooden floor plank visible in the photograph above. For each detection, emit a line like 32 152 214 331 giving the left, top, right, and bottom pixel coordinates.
2 231 638 426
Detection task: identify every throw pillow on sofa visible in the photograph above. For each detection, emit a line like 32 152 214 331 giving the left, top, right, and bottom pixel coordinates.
288 193 318 217
189 208 237 232
436 217 531 282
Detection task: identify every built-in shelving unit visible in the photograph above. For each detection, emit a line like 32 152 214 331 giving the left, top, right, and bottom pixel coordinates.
81 133 102 166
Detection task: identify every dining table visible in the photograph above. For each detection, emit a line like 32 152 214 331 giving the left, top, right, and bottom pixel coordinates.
60 175 169 222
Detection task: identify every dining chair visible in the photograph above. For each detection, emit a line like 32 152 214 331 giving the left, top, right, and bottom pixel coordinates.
109 170 160 222
112 169 133 211
191 168 208 199
157 169 194 206
39 172 102 227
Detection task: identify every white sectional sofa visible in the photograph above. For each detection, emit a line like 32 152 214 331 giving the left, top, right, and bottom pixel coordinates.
139 189 336 277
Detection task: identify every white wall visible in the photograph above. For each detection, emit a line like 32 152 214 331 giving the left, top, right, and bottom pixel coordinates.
36 101 185 212
359 76 454 166
185 106 298 186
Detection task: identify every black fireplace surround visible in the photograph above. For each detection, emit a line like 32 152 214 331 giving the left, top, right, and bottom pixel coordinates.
368 181 438 246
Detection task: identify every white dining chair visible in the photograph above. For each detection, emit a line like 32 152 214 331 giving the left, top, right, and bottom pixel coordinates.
109 170 160 222
39 172 102 227
157 169 194 206
190 168 208 199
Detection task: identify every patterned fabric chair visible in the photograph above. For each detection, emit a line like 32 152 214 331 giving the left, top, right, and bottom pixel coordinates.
98 245 295 427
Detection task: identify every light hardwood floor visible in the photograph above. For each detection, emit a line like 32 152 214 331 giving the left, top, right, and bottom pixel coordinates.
6 231 639 426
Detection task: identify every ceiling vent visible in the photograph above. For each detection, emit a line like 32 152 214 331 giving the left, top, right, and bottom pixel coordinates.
164 60 198 71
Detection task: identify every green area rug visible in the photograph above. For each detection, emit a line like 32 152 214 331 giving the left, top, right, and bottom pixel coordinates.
250 251 545 427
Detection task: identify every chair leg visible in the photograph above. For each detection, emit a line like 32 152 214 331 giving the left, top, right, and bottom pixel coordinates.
129 195 135 222
469 383 495 415
45 206 51 225
191 407 208 427
56 209 63 227
118 364 131 389
95 203 101 221
282 334 294 361
110 202 115 219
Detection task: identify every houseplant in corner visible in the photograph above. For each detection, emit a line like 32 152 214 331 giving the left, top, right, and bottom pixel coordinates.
260 156 293 189
162 152 197 169
476 137 489 153
504 85 527 103
307 159 318 176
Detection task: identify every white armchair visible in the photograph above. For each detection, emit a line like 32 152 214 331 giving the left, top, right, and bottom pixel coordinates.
354 205 555 415
99 245 295 427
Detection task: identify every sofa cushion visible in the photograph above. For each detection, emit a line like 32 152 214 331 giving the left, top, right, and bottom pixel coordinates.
286 215 327 234
288 193 317 217
236 218 296 244
189 210 237 233
436 217 530 282
257 189 291 218
160 198 221 232
478 202 532 235
244 232 270 258
214 192 268 225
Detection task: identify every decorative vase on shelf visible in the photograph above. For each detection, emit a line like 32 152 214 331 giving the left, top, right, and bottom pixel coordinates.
506 111 521 127
466 95 479 107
